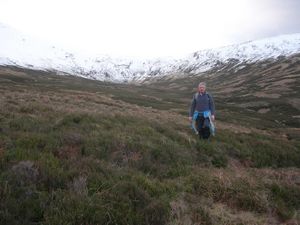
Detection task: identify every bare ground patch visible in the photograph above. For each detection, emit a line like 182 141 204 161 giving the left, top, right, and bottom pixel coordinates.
253 92 281 99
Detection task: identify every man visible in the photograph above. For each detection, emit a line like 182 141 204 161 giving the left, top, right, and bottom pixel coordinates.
189 82 215 139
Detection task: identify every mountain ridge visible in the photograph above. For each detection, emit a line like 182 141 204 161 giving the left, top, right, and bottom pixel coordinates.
1 23 300 82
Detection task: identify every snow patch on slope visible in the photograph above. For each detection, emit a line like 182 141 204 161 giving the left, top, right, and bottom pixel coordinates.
1 23 300 82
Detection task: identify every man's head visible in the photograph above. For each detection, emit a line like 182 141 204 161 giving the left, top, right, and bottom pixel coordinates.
198 82 206 94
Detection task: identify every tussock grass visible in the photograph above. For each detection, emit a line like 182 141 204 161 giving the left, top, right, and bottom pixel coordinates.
0 66 300 224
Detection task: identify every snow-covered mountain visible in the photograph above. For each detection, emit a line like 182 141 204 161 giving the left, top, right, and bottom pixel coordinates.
1 23 300 83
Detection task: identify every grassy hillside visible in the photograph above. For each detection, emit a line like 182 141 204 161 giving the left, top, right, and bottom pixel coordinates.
0 66 300 225
144 54 300 132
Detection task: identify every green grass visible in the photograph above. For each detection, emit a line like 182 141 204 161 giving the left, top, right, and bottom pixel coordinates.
0 66 300 224
270 183 300 220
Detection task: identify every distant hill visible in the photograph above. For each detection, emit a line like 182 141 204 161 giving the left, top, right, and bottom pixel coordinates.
1 23 300 82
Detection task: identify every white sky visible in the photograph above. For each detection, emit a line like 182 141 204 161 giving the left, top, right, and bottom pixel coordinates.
0 0 299 58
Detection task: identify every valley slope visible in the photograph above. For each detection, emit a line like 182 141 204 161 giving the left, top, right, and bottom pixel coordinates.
0 66 299 224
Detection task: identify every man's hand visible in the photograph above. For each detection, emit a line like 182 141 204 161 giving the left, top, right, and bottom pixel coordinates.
189 116 192 122
211 115 215 121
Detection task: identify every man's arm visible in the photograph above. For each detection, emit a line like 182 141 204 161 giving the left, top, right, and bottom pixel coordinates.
208 94 215 120
189 95 196 121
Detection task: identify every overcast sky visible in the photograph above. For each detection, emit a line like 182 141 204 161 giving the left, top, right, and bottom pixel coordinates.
0 0 300 58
